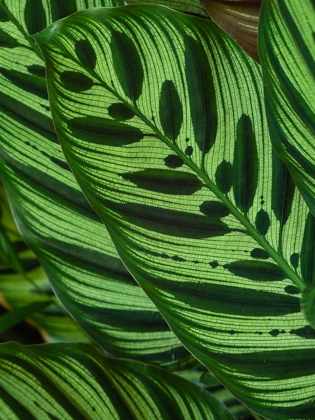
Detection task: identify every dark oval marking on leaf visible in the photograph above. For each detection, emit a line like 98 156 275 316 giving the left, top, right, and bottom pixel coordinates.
209 261 219 268
250 248 269 260
233 114 258 213
111 30 144 101
122 169 203 195
68 117 144 146
290 253 299 269
0 29 19 48
301 212 315 285
215 160 233 194
224 261 286 281
199 201 230 218
272 154 295 224
75 40 97 70
24 0 47 34
27 65 46 78
108 103 135 121
285 285 300 295
101 200 231 239
159 80 183 140
185 146 193 156
255 209 270 236
60 71 94 92
164 155 184 169
184 34 217 156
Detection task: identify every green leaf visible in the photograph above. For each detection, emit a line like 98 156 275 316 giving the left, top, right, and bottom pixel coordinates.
0 301 51 335
0 1 194 368
37 5 315 418
0 342 233 420
259 0 315 215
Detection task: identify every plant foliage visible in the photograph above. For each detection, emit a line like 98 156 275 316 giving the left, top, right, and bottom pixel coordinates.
0 0 314 419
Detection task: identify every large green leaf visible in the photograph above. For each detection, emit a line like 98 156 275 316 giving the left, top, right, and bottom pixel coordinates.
0 342 233 420
259 0 315 215
37 5 315 418
0 0 194 368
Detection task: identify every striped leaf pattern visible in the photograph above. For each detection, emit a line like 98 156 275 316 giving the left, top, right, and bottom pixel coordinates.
259 0 315 215
0 342 233 420
203 0 261 62
37 6 315 418
0 0 194 368
0 192 89 343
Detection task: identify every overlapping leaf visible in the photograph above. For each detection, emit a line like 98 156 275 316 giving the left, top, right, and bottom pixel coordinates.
259 0 315 215
0 0 194 368
0 185 89 342
37 5 315 418
0 342 233 420
203 0 261 61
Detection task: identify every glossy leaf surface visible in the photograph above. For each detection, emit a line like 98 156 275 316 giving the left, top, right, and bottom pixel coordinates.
0 0 193 368
38 6 315 418
0 342 233 420
259 0 315 216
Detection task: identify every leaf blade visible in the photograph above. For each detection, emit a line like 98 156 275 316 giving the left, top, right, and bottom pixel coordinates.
37 6 315 418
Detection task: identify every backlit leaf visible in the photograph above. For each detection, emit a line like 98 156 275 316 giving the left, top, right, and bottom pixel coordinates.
0 0 194 368
0 342 233 420
38 6 315 418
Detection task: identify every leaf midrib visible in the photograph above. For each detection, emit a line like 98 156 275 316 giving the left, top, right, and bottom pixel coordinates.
36 29 305 292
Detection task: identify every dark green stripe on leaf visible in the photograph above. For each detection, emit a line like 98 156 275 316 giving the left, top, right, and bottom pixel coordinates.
0 29 19 48
27 65 46 78
250 248 269 260
199 201 230 218
301 212 315 285
108 103 135 121
184 34 217 156
224 261 286 281
0 68 48 99
272 153 295 224
159 80 183 140
50 0 77 21
103 201 231 239
68 117 144 146
111 30 144 101
24 0 47 34
75 40 96 70
255 209 270 236
60 71 94 92
290 253 299 270
301 284 315 328
0 7 9 22
233 114 258 213
122 170 203 195
164 155 183 168
215 160 233 194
